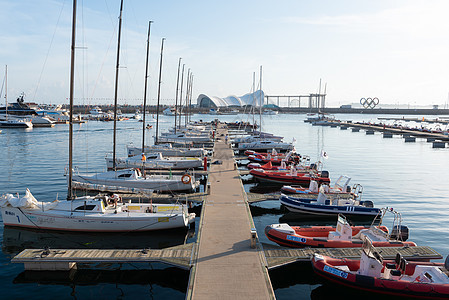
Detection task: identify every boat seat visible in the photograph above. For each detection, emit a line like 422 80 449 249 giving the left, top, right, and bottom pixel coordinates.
410 265 448 283
359 229 388 242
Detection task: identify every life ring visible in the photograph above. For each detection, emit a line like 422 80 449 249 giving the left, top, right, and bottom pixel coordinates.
181 174 192 184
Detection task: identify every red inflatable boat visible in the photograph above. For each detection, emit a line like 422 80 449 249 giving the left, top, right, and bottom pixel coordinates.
265 213 415 248
312 238 449 299
250 168 330 185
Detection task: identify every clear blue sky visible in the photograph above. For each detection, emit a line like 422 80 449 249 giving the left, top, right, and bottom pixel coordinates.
1 0 449 107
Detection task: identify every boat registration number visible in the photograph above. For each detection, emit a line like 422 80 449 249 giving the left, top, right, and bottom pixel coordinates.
286 235 306 243
323 265 348 279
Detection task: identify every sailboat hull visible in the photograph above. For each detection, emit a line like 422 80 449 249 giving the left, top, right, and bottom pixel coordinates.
1 206 192 232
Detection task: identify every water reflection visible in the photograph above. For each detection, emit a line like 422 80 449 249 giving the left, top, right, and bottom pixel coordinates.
2 226 196 255
14 267 189 294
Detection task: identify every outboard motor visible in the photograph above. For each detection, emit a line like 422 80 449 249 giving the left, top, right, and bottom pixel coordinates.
361 200 374 208
390 225 409 241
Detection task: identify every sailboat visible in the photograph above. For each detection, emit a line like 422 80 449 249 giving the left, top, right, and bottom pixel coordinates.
0 0 195 232
0 66 33 128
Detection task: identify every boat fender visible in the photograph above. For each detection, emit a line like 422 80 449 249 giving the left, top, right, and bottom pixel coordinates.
390 225 409 241
181 174 192 184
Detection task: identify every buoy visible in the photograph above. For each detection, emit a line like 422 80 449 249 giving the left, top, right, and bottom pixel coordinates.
181 174 192 184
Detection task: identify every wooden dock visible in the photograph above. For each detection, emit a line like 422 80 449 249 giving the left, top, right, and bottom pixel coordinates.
12 243 193 270
335 121 449 142
262 243 442 269
187 125 275 299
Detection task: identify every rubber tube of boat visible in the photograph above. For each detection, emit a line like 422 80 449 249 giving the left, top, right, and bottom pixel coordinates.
204 156 207 171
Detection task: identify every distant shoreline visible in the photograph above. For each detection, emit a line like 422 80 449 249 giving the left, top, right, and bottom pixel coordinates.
66 105 449 115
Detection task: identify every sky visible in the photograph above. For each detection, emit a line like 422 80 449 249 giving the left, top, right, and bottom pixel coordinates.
1 0 449 108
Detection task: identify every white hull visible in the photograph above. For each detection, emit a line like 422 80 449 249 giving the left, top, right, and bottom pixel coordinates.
237 141 294 151
157 134 212 144
1 206 191 231
0 118 33 128
127 146 206 157
0 191 195 232
107 156 203 170
72 175 198 192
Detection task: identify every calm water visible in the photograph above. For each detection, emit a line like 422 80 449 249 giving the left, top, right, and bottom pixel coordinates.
0 113 448 299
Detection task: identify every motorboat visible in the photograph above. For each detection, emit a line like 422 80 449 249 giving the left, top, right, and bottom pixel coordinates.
244 149 285 157
209 108 219 115
247 150 301 165
163 107 178 116
11 114 55 127
89 106 103 115
0 118 33 128
0 189 195 232
132 111 141 120
279 187 379 217
311 237 449 299
263 109 278 115
280 175 362 199
237 140 294 152
265 209 415 248
157 133 212 144
106 153 203 170
127 143 207 157
72 168 199 193
250 167 330 186
232 134 284 144
0 93 38 116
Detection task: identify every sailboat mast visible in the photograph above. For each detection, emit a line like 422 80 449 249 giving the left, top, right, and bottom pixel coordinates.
155 38 165 144
174 57 181 133
4 65 7 121
112 0 124 171
141 20 152 154
184 68 190 127
188 74 193 123
179 64 185 129
67 0 77 200
185 72 189 126
259 65 262 134
252 72 255 131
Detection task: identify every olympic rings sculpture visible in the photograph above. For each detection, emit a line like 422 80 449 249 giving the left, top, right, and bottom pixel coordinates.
360 97 379 109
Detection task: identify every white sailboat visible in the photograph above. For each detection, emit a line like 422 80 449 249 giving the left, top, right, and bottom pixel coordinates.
127 143 207 157
0 189 195 232
71 168 199 193
106 152 203 170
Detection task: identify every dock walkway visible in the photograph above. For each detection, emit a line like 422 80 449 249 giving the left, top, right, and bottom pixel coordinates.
188 125 274 299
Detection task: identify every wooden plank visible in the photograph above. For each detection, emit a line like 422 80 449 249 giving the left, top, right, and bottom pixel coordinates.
264 246 442 269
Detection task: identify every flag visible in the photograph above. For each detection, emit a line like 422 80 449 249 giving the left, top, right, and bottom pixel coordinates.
321 150 329 159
